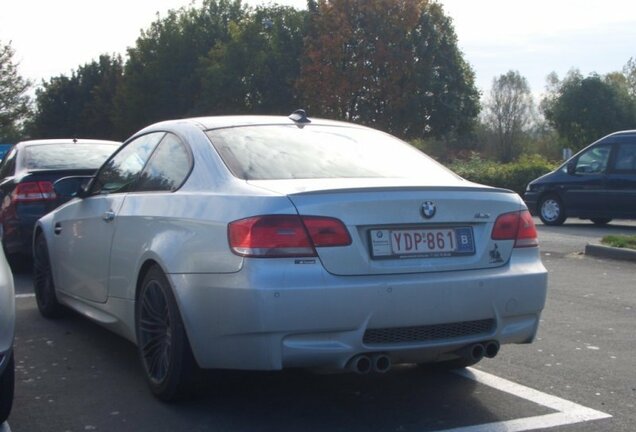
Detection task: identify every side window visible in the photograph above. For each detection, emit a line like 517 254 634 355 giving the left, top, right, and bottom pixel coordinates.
91 132 164 195
574 145 610 175
0 148 17 179
612 143 636 172
135 134 192 192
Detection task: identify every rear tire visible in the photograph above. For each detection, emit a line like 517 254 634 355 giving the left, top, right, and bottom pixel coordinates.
136 266 197 401
0 352 14 424
33 235 64 319
590 218 612 226
538 194 566 226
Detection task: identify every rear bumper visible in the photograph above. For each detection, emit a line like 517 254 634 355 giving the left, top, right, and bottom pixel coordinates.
169 247 547 370
2 204 48 256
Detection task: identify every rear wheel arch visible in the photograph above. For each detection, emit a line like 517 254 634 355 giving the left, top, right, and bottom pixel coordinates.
134 261 198 400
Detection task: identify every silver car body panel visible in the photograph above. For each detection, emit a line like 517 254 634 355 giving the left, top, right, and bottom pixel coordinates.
0 247 15 375
35 116 548 370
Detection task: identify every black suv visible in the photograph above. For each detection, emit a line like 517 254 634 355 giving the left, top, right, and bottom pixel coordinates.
525 130 636 226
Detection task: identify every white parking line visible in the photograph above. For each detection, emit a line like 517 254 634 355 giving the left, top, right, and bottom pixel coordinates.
433 368 612 432
15 293 35 298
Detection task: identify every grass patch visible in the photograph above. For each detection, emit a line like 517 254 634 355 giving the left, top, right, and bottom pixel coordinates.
601 235 636 250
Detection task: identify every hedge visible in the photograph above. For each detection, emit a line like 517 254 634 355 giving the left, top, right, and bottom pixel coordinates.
448 154 558 196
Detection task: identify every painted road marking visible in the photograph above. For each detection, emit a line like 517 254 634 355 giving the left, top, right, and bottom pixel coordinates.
15 293 35 298
433 368 612 432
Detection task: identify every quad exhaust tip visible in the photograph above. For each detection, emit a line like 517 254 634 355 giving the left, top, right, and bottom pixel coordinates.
458 341 500 362
347 353 392 374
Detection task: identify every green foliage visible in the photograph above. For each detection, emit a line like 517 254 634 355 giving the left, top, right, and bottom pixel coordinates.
602 235 636 250
0 40 31 142
113 0 248 137
197 5 306 115
28 55 123 140
542 70 636 151
449 154 557 195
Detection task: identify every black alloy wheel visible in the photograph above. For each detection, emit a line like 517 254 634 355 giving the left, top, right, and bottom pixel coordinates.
538 194 567 226
33 235 64 318
0 352 15 424
136 266 196 401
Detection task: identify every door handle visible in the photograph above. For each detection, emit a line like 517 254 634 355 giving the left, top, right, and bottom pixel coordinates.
102 210 116 222
54 223 62 235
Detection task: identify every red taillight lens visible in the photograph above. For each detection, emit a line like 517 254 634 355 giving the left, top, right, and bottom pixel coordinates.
301 216 352 247
13 181 56 203
228 215 351 257
492 210 538 248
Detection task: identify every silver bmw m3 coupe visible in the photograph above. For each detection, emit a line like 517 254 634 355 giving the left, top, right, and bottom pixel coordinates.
34 112 547 400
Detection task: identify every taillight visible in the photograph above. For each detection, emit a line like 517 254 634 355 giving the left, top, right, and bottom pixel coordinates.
491 210 538 248
13 181 56 203
228 215 351 257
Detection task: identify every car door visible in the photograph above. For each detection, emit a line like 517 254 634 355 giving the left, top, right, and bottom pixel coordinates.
605 140 636 217
50 133 164 303
562 143 611 217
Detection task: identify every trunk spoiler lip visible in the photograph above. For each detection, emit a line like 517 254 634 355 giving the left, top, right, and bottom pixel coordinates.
286 185 515 196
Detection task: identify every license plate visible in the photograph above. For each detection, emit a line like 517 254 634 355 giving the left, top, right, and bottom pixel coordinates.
369 227 475 259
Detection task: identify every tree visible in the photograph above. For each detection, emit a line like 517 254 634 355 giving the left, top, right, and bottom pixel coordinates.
0 40 31 142
28 55 123 140
484 71 534 162
113 0 247 137
297 0 479 139
542 70 636 150
196 5 306 114
623 57 636 98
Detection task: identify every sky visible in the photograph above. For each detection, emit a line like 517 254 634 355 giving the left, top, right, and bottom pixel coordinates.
1 0 635 100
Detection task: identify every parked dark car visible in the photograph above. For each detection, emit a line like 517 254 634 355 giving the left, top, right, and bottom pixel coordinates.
0 145 12 162
525 130 636 225
0 139 120 261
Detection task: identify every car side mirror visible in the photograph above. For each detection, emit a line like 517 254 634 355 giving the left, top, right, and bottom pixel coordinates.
54 176 93 199
566 161 576 175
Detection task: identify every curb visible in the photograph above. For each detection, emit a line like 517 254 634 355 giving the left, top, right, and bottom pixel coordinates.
585 243 636 263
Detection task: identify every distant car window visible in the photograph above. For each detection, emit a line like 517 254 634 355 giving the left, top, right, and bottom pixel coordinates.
91 133 164 195
206 125 457 181
135 134 192 192
23 144 116 171
0 148 17 179
574 145 610 175
613 143 636 172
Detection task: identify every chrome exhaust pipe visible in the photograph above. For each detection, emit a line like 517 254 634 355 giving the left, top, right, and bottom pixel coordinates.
371 354 391 373
347 354 372 374
458 343 485 362
484 340 500 358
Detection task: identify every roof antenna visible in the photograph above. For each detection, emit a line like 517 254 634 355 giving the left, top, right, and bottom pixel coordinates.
289 109 311 126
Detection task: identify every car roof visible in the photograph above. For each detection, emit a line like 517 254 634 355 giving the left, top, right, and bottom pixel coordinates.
143 115 369 132
14 139 121 147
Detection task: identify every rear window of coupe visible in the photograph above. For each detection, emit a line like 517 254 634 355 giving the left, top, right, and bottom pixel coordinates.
205 125 457 181
24 143 117 171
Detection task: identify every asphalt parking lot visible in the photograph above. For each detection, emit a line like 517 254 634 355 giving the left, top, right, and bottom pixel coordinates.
4 218 636 432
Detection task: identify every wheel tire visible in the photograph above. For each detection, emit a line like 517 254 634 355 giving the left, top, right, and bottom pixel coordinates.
591 218 612 226
0 352 15 424
538 195 566 226
136 266 197 401
33 235 64 319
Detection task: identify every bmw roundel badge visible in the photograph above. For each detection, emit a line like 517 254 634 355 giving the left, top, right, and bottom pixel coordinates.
421 201 436 219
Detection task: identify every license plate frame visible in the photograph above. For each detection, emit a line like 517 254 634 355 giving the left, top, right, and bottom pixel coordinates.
368 226 475 259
